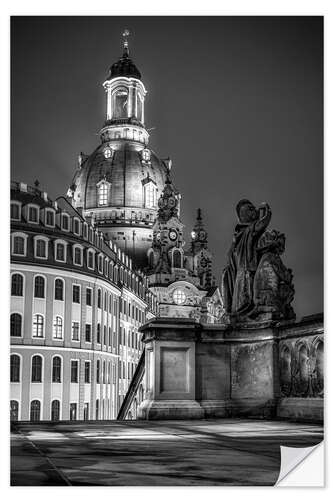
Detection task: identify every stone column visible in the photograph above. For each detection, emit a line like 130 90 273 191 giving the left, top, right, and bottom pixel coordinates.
137 318 204 420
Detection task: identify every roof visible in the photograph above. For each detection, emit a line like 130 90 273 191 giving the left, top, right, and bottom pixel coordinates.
106 50 142 80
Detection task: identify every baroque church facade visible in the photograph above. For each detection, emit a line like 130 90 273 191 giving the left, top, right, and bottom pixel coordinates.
10 34 223 422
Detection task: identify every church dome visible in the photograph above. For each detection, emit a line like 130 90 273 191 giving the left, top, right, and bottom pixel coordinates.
71 142 169 213
106 52 142 80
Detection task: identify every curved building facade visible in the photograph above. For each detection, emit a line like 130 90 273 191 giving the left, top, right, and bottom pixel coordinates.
10 181 157 421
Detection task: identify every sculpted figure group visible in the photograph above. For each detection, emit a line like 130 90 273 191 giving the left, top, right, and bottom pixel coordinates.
222 199 295 323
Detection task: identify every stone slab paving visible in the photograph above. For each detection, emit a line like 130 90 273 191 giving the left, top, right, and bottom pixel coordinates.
10 419 323 486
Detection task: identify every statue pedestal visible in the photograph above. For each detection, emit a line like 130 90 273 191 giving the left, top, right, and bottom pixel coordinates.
137 318 204 420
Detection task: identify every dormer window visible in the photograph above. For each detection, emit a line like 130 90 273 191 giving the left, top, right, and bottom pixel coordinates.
144 181 157 209
141 149 151 162
10 202 21 221
73 218 81 236
97 180 110 207
45 209 55 227
61 213 70 231
28 205 39 224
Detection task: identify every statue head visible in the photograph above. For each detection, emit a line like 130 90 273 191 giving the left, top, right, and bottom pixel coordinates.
236 199 258 223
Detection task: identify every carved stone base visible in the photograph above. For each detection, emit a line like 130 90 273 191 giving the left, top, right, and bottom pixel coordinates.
227 398 278 419
199 400 231 418
277 398 324 423
137 399 205 420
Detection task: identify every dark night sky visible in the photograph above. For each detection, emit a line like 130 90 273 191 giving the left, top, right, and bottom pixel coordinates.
11 16 323 319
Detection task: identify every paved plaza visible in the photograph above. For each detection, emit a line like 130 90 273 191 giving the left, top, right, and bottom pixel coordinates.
11 419 323 486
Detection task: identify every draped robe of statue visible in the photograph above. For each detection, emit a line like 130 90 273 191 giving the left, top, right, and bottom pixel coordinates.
222 209 271 316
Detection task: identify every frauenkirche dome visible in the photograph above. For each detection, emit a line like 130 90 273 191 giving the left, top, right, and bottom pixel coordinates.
68 32 177 269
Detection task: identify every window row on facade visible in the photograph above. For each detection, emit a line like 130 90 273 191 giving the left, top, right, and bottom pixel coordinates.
11 273 146 320
10 311 122 347
10 233 156 308
10 397 115 422
10 354 117 385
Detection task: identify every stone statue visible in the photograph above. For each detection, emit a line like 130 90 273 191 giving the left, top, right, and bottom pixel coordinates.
253 230 295 320
222 199 272 317
222 199 295 322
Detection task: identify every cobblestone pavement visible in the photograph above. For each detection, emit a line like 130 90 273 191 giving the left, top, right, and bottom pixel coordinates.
10 419 323 486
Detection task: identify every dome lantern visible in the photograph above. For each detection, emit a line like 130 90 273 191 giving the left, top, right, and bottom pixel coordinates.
101 30 148 146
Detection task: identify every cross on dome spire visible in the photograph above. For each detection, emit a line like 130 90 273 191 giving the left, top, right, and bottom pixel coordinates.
122 29 130 57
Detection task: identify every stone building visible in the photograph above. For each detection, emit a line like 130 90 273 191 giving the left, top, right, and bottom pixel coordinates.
10 182 157 421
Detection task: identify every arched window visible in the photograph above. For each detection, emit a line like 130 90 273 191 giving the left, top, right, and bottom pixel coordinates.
12 235 26 255
10 313 22 337
113 88 128 119
173 249 182 268
52 356 62 383
144 182 157 208
96 360 100 383
87 249 95 269
35 238 47 258
54 279 64 301
55 242 66 262
98 181 109 206
10 354 20 382
103 361 106 384
31 355 42 382
51 400 60 421
11 274 23 296
97 289 101 308
34 276 45 298
73 246 83 266
10 400 19 421
28 205 39 223
30 400 41 421
32 314 44 338
53 316 63 339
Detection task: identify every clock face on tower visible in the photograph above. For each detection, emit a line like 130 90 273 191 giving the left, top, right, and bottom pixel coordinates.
169 229 178 241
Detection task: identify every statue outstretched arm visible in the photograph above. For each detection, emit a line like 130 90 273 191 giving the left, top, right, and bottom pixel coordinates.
254 203 272 234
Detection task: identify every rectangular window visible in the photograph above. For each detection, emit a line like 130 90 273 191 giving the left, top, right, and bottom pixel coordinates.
56 243 65 262
72 321 80 341
86 288 92 306
97 323 101 344
73 219 80 235
103 325 107 346
74 247 82 266
84 361 91 383
13 236 25 256
71 360 79 383
32 314 44 338
96 360 100 383
83 402 89 421
35 239 47 258
11 203 20 220
62 215 69 230
28 206 38 223
87 251 94 269
70 402 77 420
46 210 54 226
85 324 92 342
72 284 80 303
